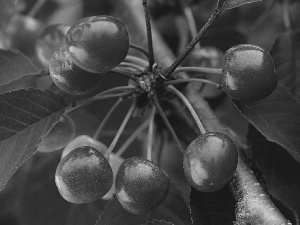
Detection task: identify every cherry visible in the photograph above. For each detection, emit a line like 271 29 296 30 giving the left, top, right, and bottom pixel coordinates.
4 14 45 55
222 44 278 102
61 135 124 199
115 157 170 214
37 115 75 153
61 135 107 158
65 15 129 73
36 23 71 68
55 146 113 204
49 44 102 95
183 132 238 192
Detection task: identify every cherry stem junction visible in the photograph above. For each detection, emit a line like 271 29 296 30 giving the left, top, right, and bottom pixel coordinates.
153 93 184 153
163 8 222 79
92 98 122 140
143 0 155 71
167 85 206 134
115 119 150 157
105 101 135 156
162 78 221 89
129 43 149 59
183 5 200 49
147 106 156 161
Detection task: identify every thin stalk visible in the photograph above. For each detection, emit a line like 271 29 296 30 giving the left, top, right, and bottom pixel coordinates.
175 16 190 54
174 66 222 75
125 55 149 67
119 62 145 71
92 98 122 140
153 94 184 153
105 101 135 155
143 0 155 71
129 43 149 59
28 0 47 17
147 106 156 161
167 85 206 134
183 6 200 49
282 0 292 31
111 68 134 77
162 78 221 89
164 9 222 79
65 92 129 115
114 119 150 157
94 86 136 98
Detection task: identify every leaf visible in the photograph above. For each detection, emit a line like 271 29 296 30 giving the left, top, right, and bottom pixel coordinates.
247 126 299 224
149 183 192 225
189 187 236 225
0 88 67 190
270 30 300 99
217 0 262 10
146 219 174 225
233 83 300 162
0 49 40 93
95 198 148 225
18 152 107 225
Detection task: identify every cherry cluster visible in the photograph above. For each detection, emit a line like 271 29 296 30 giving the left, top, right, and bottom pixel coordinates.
35 8 278 215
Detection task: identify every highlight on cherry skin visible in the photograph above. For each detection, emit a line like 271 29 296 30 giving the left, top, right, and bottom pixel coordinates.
36 23 71 68
115 157 170 214
49 44 102 95
37 114 76 153
55 146 113 204
222 44 278 102
183 132 238 192
61 135 124 199
65 15 129 73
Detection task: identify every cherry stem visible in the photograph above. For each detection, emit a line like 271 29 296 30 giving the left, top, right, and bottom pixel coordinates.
119 62 145 71
147 106 156 161
112 68 134 77
28 0 47 17
125 55 149 67
153 93 184 153
163 8 222 79
282 0 292 31
174 66 222 75
167 85 206 134
114 119 150 157
162 78 221 89
92 98 122 140
65 86 135 114
129 43 149 59
106 101 135 156
143 0 155 71
183 5 200 49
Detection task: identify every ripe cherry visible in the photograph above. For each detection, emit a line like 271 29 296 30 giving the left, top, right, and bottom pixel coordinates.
65 15 129 73
115 157 170 214
183 132 238 192
36 24 71 68
222 44 277 102
49 44 102 95
55 146 113 204
37 115 75 153
61 135 107 158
